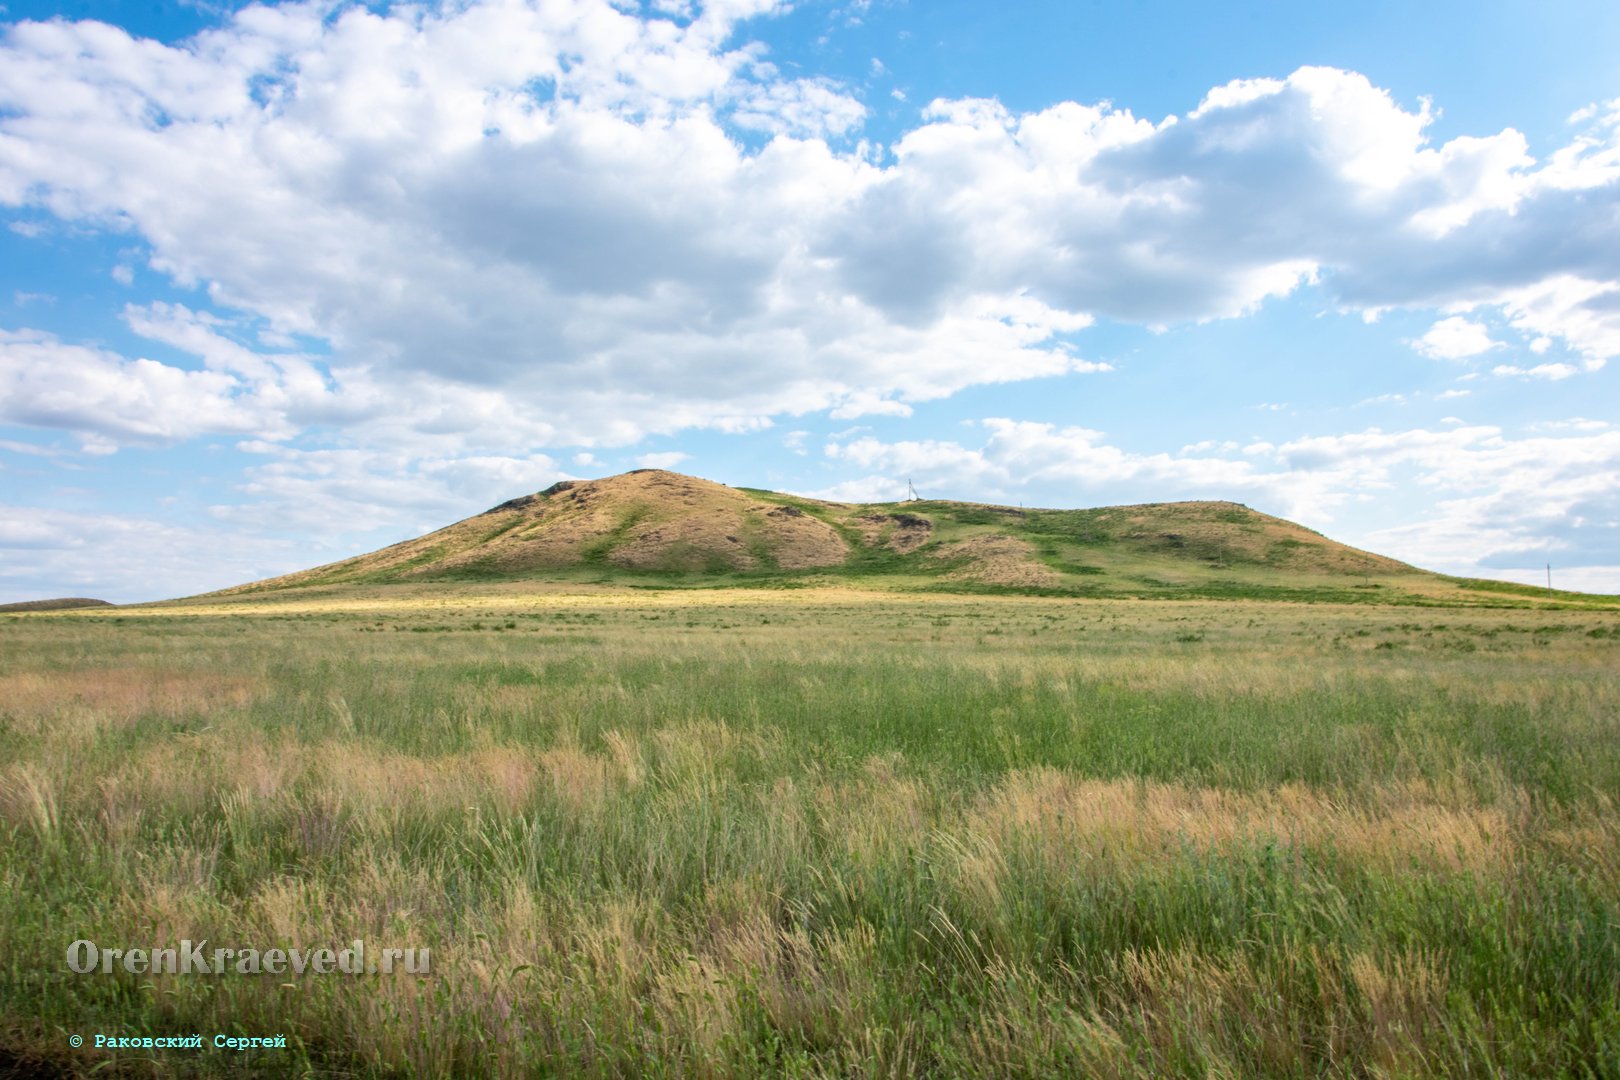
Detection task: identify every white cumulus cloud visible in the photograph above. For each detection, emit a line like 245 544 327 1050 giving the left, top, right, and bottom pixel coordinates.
1412 316 1499 360
2 9 1618 465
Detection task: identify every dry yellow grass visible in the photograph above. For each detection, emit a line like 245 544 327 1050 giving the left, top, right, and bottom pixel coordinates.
0 669 262 731
960 769 1517 880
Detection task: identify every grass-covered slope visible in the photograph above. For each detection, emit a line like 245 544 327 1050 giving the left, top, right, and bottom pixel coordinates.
212 469 1612 608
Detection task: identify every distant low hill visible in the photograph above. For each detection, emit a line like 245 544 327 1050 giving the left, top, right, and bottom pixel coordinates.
0 597 113 612
199 469 1609 608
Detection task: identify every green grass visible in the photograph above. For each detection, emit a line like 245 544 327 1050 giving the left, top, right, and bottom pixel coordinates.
579 503 655 566
2 592 1618 1077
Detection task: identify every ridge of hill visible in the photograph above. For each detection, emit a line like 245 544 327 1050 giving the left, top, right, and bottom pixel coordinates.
199 470 1612 608
0 597 114 612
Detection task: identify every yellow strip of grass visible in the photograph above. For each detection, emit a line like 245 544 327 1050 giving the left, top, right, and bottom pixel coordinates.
83 584 1060 617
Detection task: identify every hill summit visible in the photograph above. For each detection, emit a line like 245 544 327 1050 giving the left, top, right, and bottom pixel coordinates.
221 469 1451 602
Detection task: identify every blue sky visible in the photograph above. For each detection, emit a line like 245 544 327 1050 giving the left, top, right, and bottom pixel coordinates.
2 0 1618 602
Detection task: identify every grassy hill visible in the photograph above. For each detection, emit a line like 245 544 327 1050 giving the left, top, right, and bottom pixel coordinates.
206 469 1608 608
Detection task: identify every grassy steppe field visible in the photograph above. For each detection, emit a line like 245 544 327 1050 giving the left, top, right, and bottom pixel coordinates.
3 586 1619 1077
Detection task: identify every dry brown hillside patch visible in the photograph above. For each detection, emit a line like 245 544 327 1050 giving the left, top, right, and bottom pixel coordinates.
754 505 849 568
441 471 849 573
929 535 1062 588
